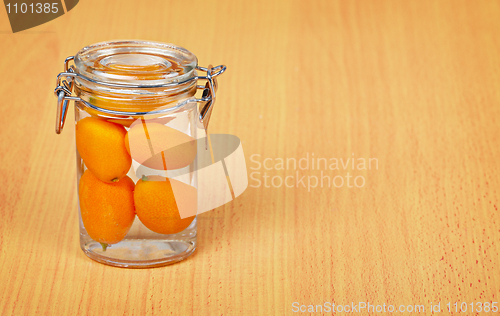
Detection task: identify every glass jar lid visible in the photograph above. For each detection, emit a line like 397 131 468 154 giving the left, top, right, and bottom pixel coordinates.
73 40 198 86
54 40 226 133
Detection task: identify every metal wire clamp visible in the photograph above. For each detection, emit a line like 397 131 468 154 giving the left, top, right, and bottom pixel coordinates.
54 56 226 134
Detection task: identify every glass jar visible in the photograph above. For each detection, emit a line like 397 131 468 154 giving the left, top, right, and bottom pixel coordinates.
54 40 226 268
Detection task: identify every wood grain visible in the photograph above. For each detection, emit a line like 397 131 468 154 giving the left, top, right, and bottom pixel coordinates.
1 0 499 315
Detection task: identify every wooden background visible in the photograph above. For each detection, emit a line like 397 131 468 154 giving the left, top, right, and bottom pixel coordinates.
1 0 499 315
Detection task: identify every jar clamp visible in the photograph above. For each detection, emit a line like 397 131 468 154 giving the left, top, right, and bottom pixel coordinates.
54 55 226 134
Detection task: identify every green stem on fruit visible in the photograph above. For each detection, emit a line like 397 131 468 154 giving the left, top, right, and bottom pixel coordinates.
111 178 119 182
100 243 108 251
142 175 149 181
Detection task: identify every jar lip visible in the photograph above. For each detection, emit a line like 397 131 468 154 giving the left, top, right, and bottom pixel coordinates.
74 40 198 87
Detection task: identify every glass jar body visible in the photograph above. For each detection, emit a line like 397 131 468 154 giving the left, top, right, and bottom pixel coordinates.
75 99 199 268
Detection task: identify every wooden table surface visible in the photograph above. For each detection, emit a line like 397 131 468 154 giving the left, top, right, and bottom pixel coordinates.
1 0 499 315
